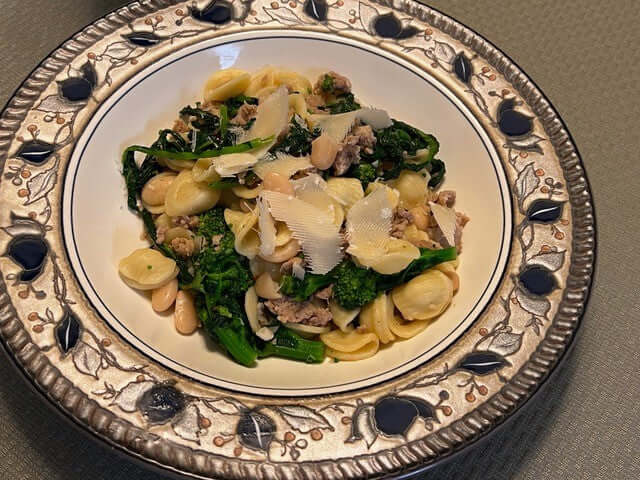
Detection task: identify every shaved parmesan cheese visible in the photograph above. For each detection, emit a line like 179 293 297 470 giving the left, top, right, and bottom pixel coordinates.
356 108 392 129
292 173 344 228
291 261 306 280
308 108 392 144
309 111 359 144
429 201 457 246
262 191 343 274
253 152 312 179
345 187 393 249
240 86 289 157
326 177 364 211
257 196 277 256
213 152 258 177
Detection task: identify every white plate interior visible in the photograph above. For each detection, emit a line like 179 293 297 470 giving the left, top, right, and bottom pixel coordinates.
62 32 511 396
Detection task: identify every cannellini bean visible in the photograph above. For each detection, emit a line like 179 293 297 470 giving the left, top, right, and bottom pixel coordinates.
409 206 429 231
141 173 176 206
262 172 294 196
151 278 178 312
255 272 282 299
311 133 339 170
258 239 300 263
174 290 198 335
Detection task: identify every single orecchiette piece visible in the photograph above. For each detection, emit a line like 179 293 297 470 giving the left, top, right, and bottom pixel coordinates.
224 208 260 259
141 172 176 213
359 293 396 344
118 248 178 290
391 269 453 320
349 237 420 275
320 329 380 361
255 272 282 299
203 68 251 102
390 170 428 209
165 169 220 216
326 177 364 211
389 315 431 339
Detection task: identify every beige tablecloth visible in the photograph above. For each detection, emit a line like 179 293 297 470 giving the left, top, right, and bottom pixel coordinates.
1 1 638 478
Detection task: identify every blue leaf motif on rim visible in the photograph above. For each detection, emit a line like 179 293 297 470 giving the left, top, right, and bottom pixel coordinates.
79 61 97 88
526 199 564 223
453 53 473 83
54 309 82 355
456 351 509 375
303 0 328 21
497 98 533 137
190 0 233 24
372 13 419 39
373 397 418 436
15 140 55 165
3 235 48 283
136 384 186 424
236 410 275 451
58 77 92 102
519 265 557 296
123 31 164 47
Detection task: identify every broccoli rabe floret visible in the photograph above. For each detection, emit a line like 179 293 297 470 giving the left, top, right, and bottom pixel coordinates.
325 93 361 114
332 261 379 310
279 272 334 302
197 207 228 239
348 163 377 188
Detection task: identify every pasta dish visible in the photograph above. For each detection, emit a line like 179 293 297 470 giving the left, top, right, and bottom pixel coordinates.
118 67 469 366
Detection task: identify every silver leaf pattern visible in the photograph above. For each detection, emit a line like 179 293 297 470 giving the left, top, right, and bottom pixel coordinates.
103 41 136 59
263 6 302 26
358 3 379 34
25 166 57 205
36 95 86 113
521 223 534 250
515 163 539 204
72 342 101 378
172 404 201 443
346 405 377 449
529 250 566 272
274 405 333 433
113 380 154 412
488 332 523 357
516 287 551 318
1 220 42 237
203 397 246 415
434 41 456 64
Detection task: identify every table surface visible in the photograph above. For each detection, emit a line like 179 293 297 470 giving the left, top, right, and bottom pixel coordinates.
1 1 638 479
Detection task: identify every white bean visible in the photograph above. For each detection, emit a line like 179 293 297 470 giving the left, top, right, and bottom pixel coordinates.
151 278 178 312
141 173 176 206
262 172 294 196
174 290 198 335
311 133 339 170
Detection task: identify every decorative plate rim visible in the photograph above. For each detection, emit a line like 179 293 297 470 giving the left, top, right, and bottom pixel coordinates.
0 1 595 478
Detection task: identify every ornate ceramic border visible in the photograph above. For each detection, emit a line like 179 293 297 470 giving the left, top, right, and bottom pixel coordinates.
0 1 594 478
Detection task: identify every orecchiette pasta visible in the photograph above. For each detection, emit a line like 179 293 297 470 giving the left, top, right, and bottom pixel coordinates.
359 293 396 344
203 68 251 102
165 170 220 216
119 66 466 365
391 270 453 320
224 209 260 259
119 248 178 290
320 329 380 361
391 170 428 209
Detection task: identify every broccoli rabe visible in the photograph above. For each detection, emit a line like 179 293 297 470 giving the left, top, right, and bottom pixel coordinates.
279 272 334 302
325 93 361 114
271 115 319 156
258 327 325 363
278 248 457 310
348 163 377 189
224 94 258 119
197 207 228 239
331 260 379 310
361 120 444 186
